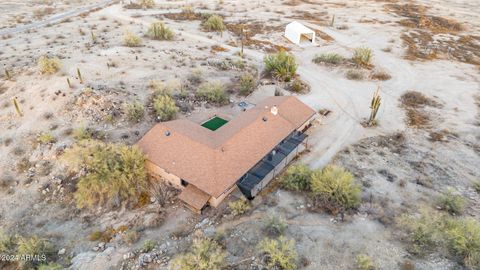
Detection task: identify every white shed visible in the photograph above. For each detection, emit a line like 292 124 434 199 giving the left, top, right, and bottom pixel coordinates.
284 21 316 45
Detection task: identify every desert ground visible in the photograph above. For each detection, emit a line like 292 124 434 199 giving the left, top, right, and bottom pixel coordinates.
0 0 479 269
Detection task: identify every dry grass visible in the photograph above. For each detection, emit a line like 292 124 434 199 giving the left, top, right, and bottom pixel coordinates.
400 91 440 108
370 70 392 81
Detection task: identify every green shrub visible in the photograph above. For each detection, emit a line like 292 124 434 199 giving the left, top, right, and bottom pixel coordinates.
239 73 256 96
264 215 287 237
38 262 64 270
73 126 93 140
288 79 304 93
356 254 375 270
313 53 344 65
352 47 373 67
38 56 61 74
171 237 226 270
153 94 178 121
310 165 361 215
474 181 480 194
0 230 16 254
147 22 174 40
228 197 251 216
257 236 297 270
203 15 225 32
125 102 145 123
63 140 148 209
264 51 297 82
37 133 56 144
437 188 466 215
443 218 480 269
17 236 55 269
142 239 157 252
123 31 142 47
196 82 228 104
280 164 312 192
399 210 480 268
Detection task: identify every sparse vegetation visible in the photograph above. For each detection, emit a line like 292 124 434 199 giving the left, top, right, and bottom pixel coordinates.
125 102 145 123
147 22 174 40
258 236 298 270
238 73 256 96
264 50 297 82
280 164 312 192
142 239 156 252
346 69 364 80
37 133 56 144
17 235 55 269
73 126 93 141
370 70 391 81
63 140 148 209
196 82 228 104
367 87 381 126
123 31 142 47
139 0 155 9
38 263 64 270
153 94 178 121
171 236 226 270
399 209 480 268
228 197 251 216
436 188 466 215
202 15 226 32
313 53 344 65
356 254 375 270
38 55 61 74
310 165 361 216
352 47 373 67
264 215 287 237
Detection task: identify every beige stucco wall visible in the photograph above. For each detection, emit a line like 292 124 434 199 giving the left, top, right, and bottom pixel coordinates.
208 184 237 208
146 161 183 189
297 114 318 132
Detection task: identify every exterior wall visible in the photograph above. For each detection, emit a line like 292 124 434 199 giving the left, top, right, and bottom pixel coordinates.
208 184 238 208
251 170 275 197
297 114 318 132
146 161 183 189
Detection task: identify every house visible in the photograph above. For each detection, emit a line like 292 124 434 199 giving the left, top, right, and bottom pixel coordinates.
137 96 317 213
284 21 316 45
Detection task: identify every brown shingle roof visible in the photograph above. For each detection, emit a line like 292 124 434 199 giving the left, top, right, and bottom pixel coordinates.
137 96 316 198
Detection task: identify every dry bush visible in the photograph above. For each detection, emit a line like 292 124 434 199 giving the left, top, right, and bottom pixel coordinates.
124 102 145 123
171 236 226 270
62 140 148 209
202 15 226 32
147 22 174 40
356 254 375 270
196 82 228 105
436 188 466 215
38 56 61 74
153 94 178 122
370 70 391 81
280 164 312 192
123 31 142 47
257 236 297 270
346 70 364 80
37 133 56 144
313 53 344 65
228 197 251 216
352 47 373 67
406 108 430 128
400 91 440 108
238 73 257 96
264 215 287 237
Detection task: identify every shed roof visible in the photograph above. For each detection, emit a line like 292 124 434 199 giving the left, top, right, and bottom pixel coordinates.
137 96 316 198
285 21 315 34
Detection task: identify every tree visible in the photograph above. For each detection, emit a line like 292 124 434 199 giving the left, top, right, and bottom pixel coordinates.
63 140 148 209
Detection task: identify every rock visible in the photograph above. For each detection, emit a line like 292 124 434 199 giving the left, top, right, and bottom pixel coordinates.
98 242 105 249
58 248 66 255
103 247 115 255
92 246 99 252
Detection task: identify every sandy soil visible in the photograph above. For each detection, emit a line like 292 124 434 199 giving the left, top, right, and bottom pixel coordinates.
0 0 479 269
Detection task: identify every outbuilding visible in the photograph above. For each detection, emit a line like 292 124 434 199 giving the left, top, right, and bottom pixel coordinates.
284 21 316 45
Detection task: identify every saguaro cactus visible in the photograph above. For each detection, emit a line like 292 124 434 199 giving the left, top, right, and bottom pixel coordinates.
368 87 381 126
13 97 23 117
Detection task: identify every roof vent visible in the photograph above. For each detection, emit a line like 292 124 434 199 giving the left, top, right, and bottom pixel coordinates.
271 105 278 116
262 116 268 122
165 131 171 136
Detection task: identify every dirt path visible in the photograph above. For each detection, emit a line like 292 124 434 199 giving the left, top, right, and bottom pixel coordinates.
0 0 118 36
